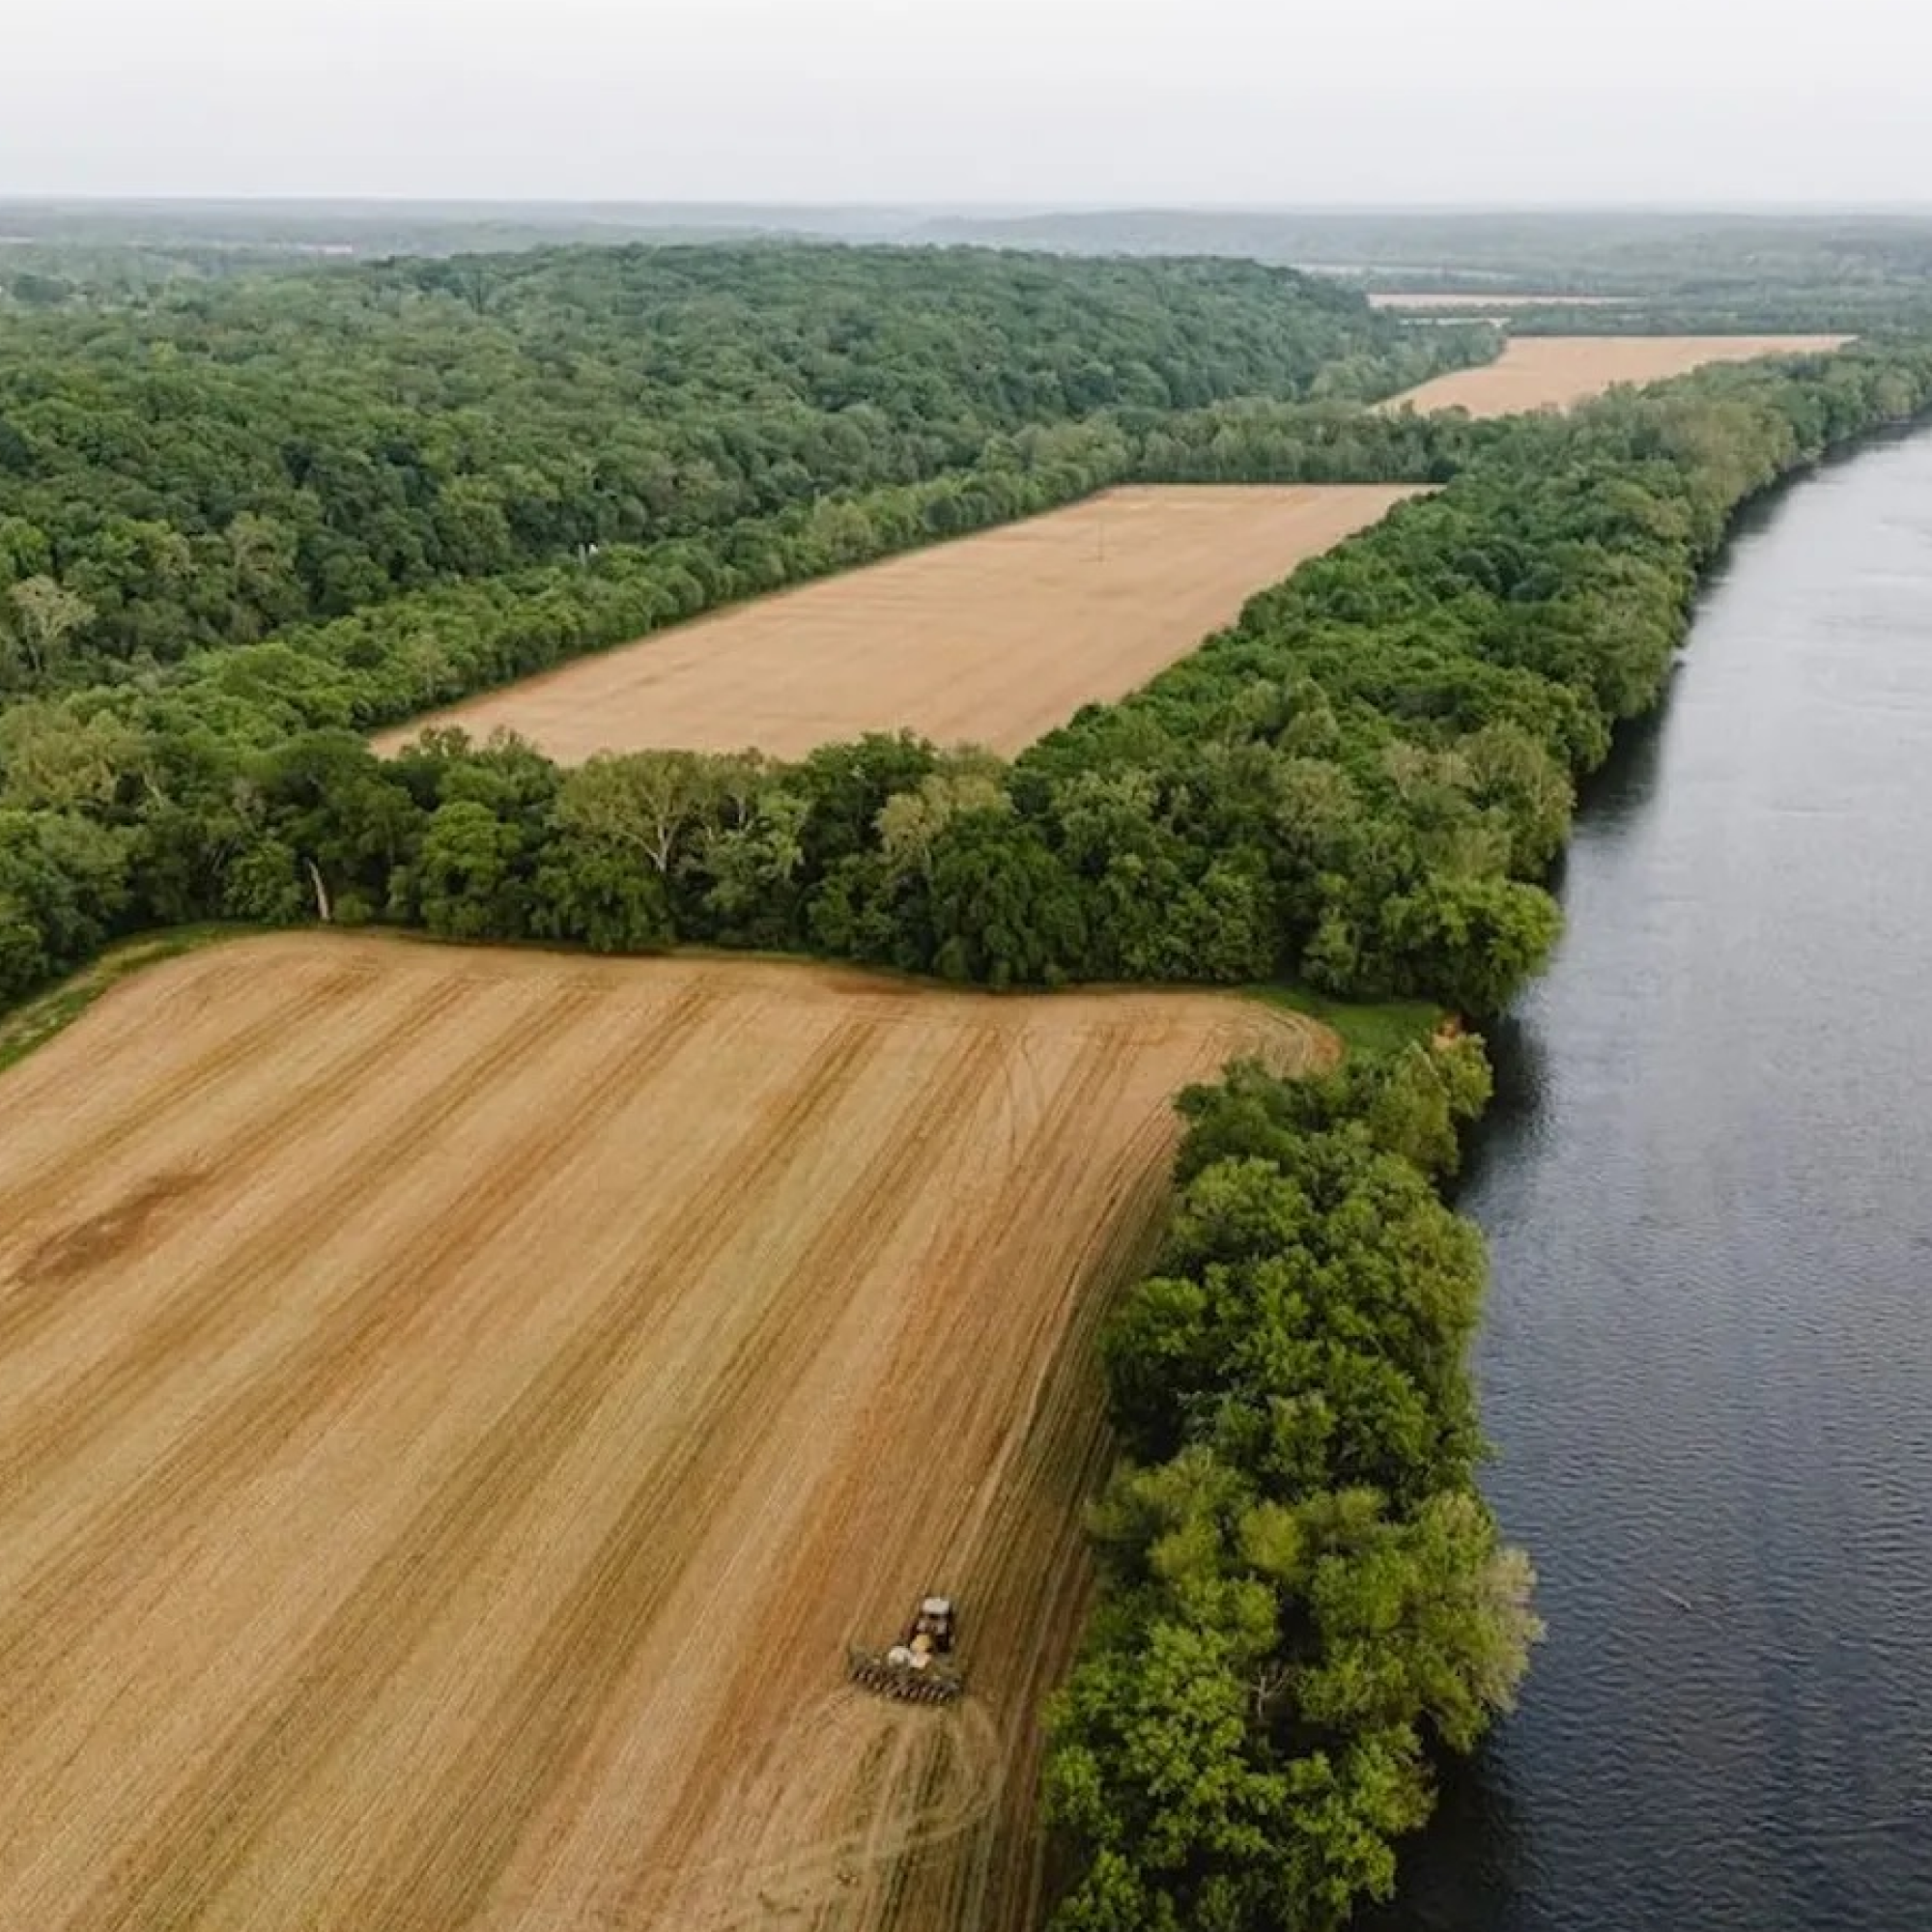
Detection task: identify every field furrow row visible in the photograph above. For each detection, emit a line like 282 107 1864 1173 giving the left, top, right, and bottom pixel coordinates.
0 936 1333 1932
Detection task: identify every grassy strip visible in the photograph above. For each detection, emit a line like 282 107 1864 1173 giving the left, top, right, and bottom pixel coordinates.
0 924 262 1077
1245 980 1441 1060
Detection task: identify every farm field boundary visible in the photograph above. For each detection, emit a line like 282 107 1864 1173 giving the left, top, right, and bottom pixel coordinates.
0 933 1333 1932
1366 292 1623 311
1384 333 1852 416
373 485 1421 764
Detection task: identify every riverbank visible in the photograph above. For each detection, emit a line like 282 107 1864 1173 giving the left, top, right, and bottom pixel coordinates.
1035 349 1932 1930
6 346 1932 1932
1377 422 1932 1932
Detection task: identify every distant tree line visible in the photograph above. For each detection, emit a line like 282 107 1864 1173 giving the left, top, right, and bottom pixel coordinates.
4 341 1926 1018
1 404 1479 733
0 242 1482 679
1042 1038 1536 1929
1127 399 1478 485
1503 302 1906 336
915 207 1932 298
6 243 1925 1932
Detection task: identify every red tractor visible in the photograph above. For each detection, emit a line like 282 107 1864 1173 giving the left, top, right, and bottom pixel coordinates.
848 1594 963 1705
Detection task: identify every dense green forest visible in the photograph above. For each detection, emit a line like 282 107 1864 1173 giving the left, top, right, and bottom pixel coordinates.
3 340 1924 1027
15 200 1932 333
4 231 1931 1927
1043 1038 1536 1930
0 401 1475 733
0 242 1480 678
916 211 1932 335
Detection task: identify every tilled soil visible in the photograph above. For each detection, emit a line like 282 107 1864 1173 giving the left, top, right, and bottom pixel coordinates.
374 485 1420 764
0 935 1335 1932
1383 333 1852 417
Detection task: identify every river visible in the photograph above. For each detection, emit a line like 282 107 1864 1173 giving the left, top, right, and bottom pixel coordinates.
1377 428 1932 1930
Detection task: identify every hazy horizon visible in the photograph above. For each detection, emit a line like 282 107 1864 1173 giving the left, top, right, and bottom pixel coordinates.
9 0 1930 207
9 195 1932 218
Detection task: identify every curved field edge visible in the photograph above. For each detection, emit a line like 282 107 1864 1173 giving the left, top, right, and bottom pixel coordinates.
0 932 1334 1932
0 925 1355 1077
0 924 268 1078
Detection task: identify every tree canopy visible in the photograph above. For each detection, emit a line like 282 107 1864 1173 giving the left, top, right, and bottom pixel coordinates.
0 242 1473 679
1044 1044 1539 1932
3 335 1930 1016
3 233 1930 1925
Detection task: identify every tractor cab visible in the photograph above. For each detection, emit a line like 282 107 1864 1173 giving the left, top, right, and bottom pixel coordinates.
907 1596 955 1655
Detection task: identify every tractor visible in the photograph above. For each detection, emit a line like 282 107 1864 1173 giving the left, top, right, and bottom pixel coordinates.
847 1594 963 1704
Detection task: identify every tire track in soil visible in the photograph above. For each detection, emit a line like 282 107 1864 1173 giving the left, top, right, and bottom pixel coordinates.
838 1714 986 1932
0 969 466 1378
774 1025 1232 1932
920 1030 1137 1543
67 1014 915 1932
0 959 368 1235
943 1034 1248 1932
846 1037 1132 1932
648 1694 1008 1931
602 1026 1127 1932
0 974 613 1700
0 941 1336 1932
0 951 258 1130
935 1012 1326 1932
332 1027 1011 1932
486 1019 1026 1930
917 1271 1119 1932
0 978 774 1922
810 1711 991 1932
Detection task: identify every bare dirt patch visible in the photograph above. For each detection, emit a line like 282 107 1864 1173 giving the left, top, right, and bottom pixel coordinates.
1381 334 1852 417
373 484 1419 764
0 933 1334 1932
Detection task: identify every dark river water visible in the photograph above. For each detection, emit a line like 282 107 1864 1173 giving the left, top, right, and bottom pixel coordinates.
1377 429 1932 1931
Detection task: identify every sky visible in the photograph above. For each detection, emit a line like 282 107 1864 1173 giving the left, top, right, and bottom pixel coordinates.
7 0 1929 207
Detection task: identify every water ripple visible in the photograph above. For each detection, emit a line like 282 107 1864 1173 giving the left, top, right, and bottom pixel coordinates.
1371 431 1932 1932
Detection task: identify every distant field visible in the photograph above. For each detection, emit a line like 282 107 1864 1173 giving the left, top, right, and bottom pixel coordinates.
1383 334 1851 417
376 484 1420 763
0 934 1332 1932
1367 292 1621 310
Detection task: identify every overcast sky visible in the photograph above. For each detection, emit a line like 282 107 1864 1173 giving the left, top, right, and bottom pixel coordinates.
7 0 1928 206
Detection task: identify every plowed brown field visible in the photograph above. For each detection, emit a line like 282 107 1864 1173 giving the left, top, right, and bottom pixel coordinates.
1384 333 1851 416
0 934 1333 1932
373 484 1419 764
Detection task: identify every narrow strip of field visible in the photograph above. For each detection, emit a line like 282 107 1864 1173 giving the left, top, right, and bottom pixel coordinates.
1367 292 1623 310
373 484 1419 764
1383 333 1851 417
0 933 1334 1932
